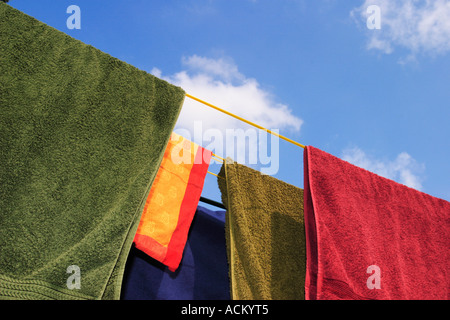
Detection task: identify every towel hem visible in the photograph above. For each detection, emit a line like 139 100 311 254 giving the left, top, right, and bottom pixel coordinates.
0 274 94 300
222 159 237 300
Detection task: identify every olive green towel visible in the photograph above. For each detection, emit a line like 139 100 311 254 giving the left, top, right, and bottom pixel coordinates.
218 159 305 300
0 3 185 300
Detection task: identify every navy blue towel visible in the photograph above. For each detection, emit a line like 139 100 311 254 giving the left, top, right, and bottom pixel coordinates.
121 205 230 300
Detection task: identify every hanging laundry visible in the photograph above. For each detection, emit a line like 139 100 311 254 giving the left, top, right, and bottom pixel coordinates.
218 159 306 300
0 4 185 300
122 206 230 300
133 133 212 272
303 146 450 300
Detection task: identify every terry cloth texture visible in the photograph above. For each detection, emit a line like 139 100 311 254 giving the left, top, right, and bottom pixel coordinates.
134 133 212 272
122 206 230 300
218 159 306 300
0 3 185 300
303 146 450 300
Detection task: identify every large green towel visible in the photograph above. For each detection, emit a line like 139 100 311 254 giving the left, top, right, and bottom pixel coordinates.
218 159 305 300
0 3 185 300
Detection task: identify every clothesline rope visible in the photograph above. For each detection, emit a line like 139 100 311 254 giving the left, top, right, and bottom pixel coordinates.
207 170 224 179
212 153 225 162
185 93 306 149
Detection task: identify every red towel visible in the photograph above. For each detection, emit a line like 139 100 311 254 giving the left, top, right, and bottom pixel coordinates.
304 146 450 300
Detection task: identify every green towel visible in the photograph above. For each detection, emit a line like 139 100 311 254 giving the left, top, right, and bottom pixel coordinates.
0 3 185 300
218 159 306 300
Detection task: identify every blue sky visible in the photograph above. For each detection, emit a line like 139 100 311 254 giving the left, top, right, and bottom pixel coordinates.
9 0 450 204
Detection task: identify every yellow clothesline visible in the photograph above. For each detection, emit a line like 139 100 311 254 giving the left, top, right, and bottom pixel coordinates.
185 93 306 149
212 153 225 162
207 170 223 179
209 154 224 179
185 93 305 180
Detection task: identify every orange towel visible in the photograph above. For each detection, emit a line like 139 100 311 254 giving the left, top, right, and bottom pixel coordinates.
134 133 212 272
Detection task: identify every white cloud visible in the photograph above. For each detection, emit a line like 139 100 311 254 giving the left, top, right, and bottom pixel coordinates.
180 55 245 84
342 147 425 191
152 54 303 146
352 0 450 58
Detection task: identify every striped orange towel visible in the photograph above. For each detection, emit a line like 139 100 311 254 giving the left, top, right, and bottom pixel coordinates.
134 132 212 272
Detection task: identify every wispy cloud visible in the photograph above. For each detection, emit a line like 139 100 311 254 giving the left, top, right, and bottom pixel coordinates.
152 54 303 140
352 0 450 59
342 146 425 191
